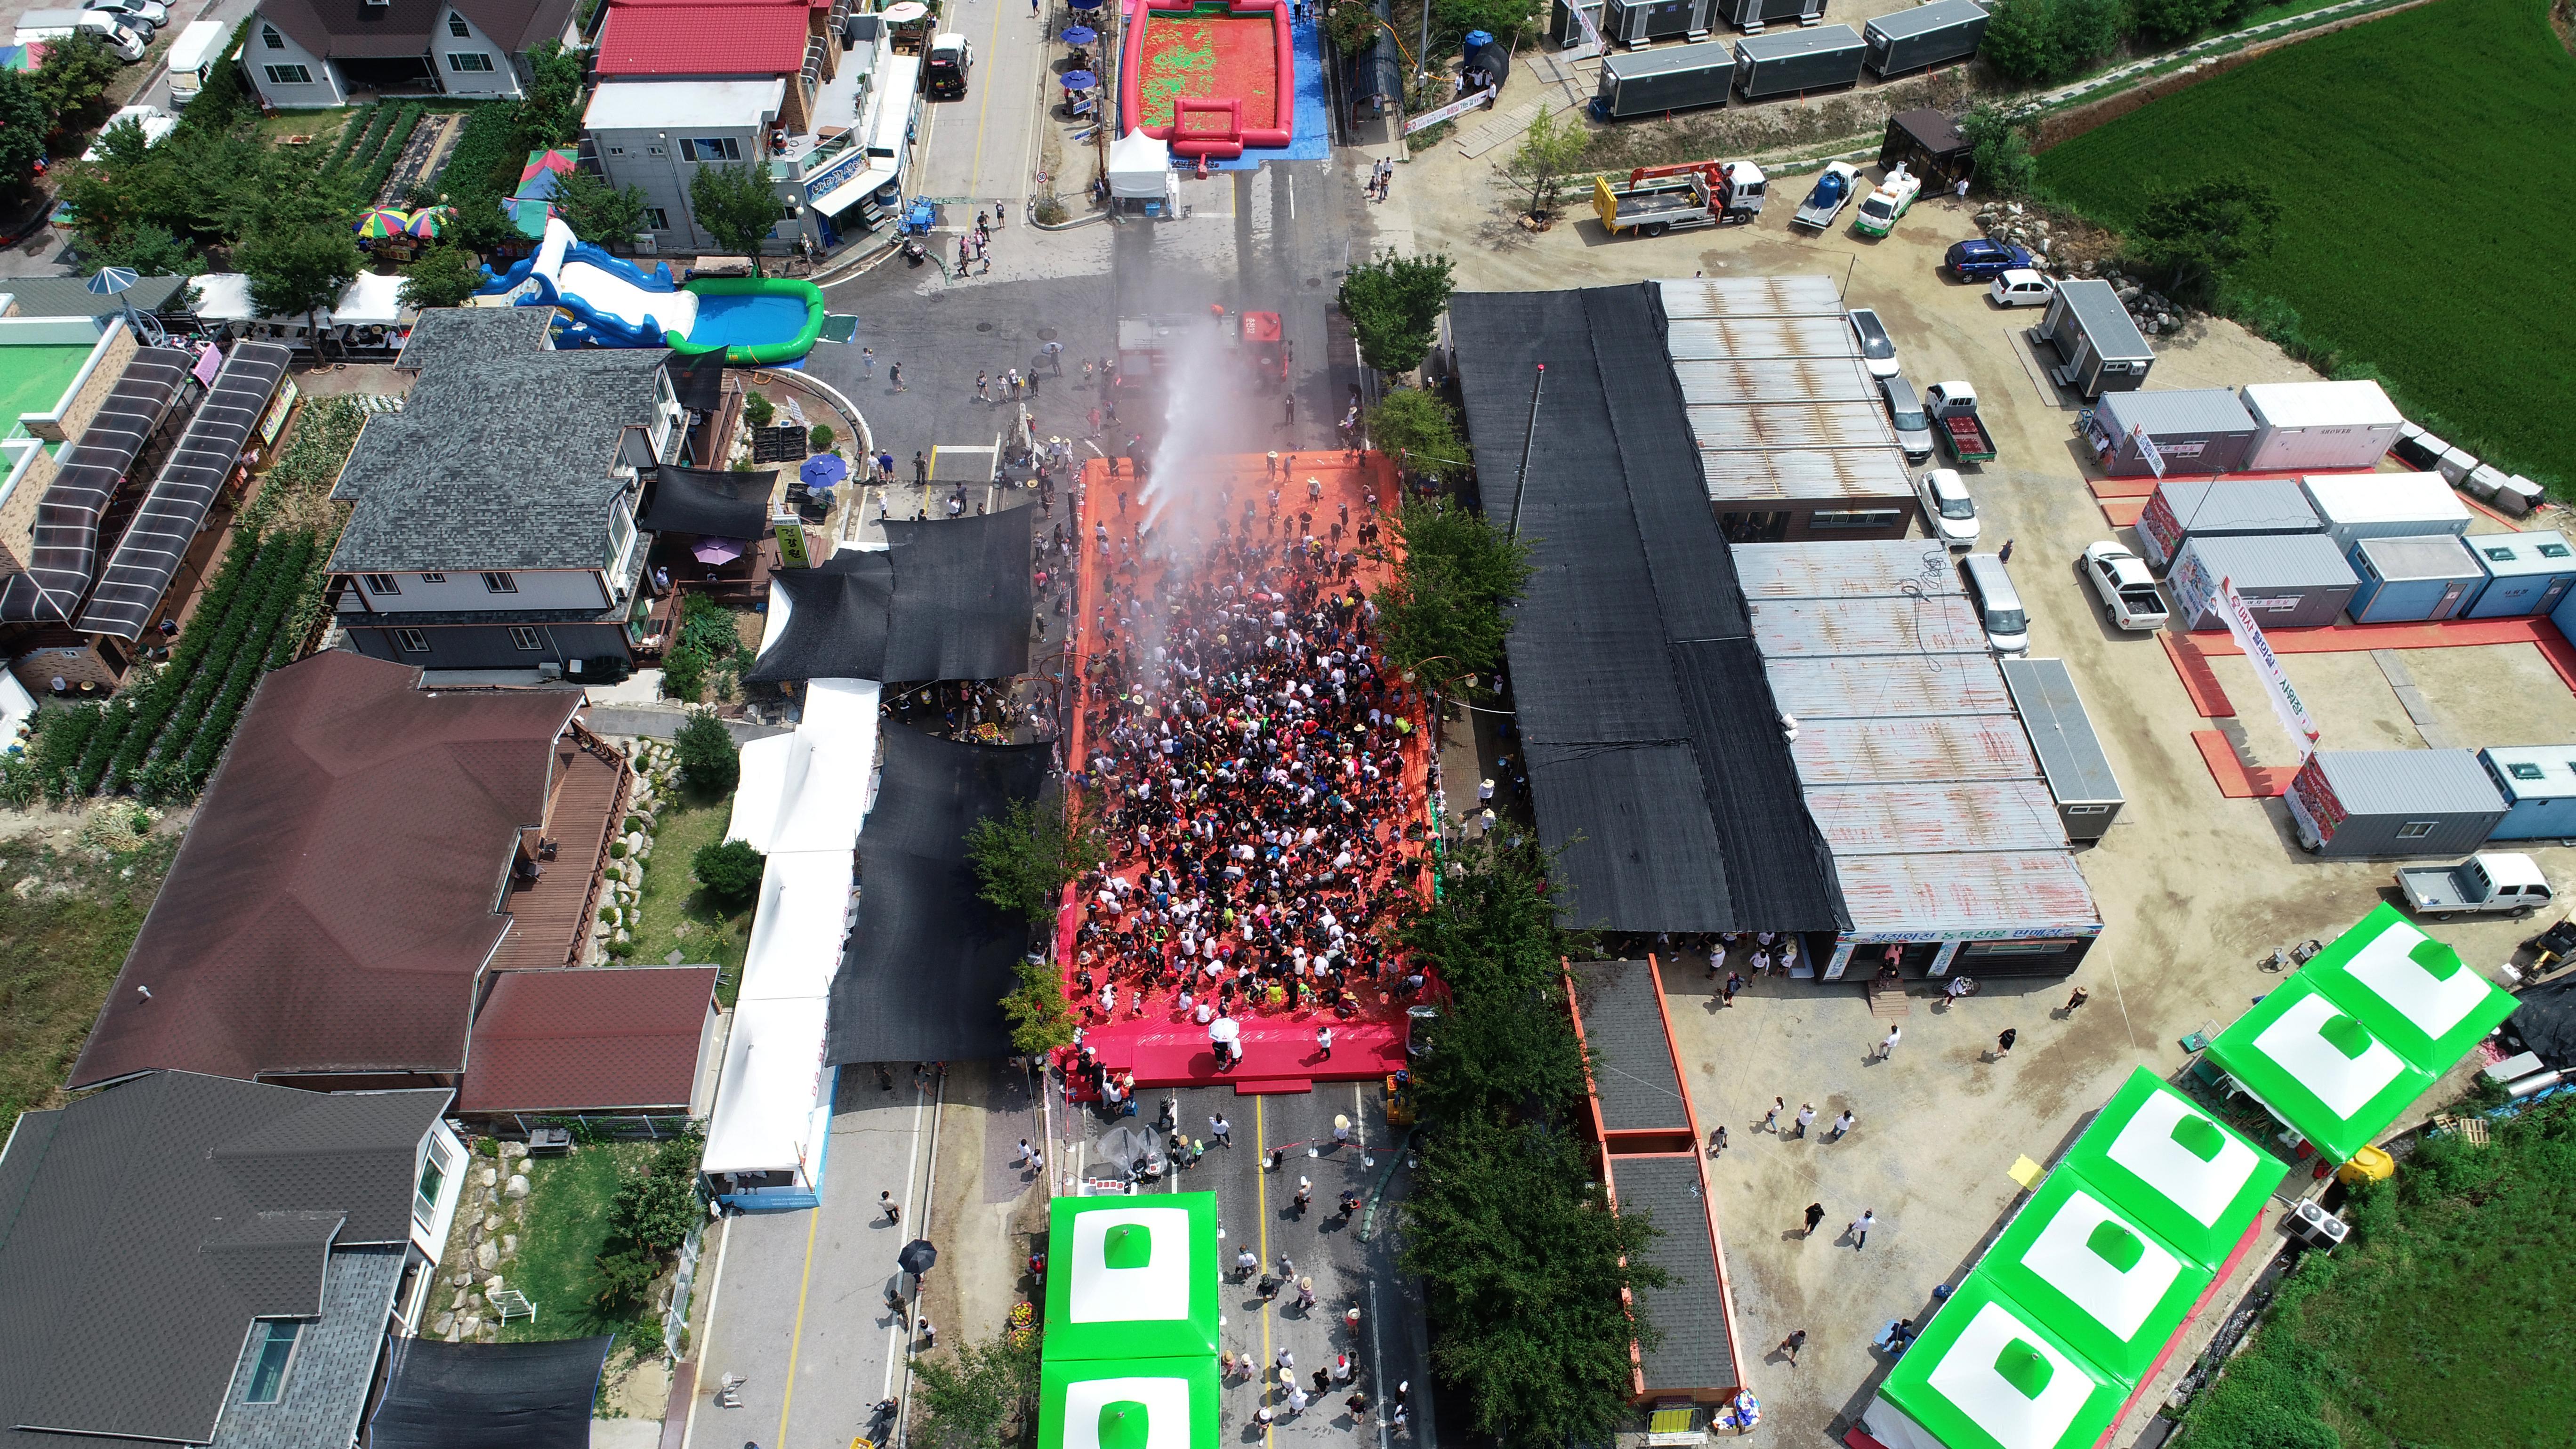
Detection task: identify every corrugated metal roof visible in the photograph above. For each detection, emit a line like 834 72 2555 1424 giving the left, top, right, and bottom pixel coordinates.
1867 0 1990 40
1835 851 2104 934
1764 655 2010 718
1673 356 1880 405
2467 531 2576 579
2094 388 2255 438
2242 379 2401 429
2049 279 2153 361
1804 781 2069 854
1790 716 2044 784
1734 540 1965 598
1666 316 1857 362
2482 747 2576 803
1999 657 2123 806
2353 533 2483 583
1689 401 1897 451
2174 531 2358 590
1753 596 1993 657
2146 480 2320 535
2300 473 2471 528
1700 447 1913 501
2313 749 2505 816
1655 274 1847 319
1735 24 1865 58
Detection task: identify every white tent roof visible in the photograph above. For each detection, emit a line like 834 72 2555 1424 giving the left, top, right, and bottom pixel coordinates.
2340 921 2497 1045
1922 1301 2103 1449
1108 129 1174 198
2099 1089 2265 1232
737 849 854 1004
728 677 882 855
2252 989 2413 1118
2011 1187 2185 1341
190 271 418 328
701 996 831 1176
1067 1206 1194 1324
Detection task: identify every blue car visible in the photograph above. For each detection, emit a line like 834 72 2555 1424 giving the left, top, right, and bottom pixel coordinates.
1944 239 2036 281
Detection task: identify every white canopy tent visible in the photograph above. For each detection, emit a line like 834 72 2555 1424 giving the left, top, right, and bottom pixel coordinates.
1108 129 1179 209
735 849 858 1005
700 997 833 1194
728 678 882 856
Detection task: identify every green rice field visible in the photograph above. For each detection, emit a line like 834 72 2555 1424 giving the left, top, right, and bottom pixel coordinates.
2038 0 2576 497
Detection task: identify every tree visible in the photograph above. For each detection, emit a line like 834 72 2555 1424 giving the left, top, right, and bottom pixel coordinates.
237 224 360 361
1432 0 1537 45
1326 0 1380 54
999 954 1077 1055
2126 172 2283 306
1370 497 1533 693
1977 0 2055 81
1499 105 1588 219
910 1328 1043 1449
692 837 765 909
2049 0 2124 77
672 708 741 795
1956 105 2039 198
608 1161 703 1253
91 224 203 277
689 163 785 274
966 794 1107 922
1366 386 1470 483
2131 0 2226 42
400 242 484 310
28 36 122 134
1338 249 1455 376
520 39 588 147
0 69 50 181
551 165 649 247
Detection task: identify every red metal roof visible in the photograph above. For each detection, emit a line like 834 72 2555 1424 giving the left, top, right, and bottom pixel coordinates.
458 967 719 1113
69 653 583 1088
595 0 812 76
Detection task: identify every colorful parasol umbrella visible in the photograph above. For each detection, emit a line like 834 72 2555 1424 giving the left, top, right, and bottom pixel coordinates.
515 148 577 196
354 208 410 238
1067 0 1103 12
1060 24 1096 43
1061 69 1097 89
882 1 929 18
799 453 848 491
403 205 454 238
693 537 746 565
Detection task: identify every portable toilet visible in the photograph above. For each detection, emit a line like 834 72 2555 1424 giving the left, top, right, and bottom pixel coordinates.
2463 531 2576 618
2479 747 2576 841
2344 534 2486 622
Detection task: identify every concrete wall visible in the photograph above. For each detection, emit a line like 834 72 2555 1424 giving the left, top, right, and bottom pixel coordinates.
346 620 635 670
340 567 610 613
434 5 524 98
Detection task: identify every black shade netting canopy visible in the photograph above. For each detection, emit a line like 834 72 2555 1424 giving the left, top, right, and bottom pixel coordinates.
639 465 777 539
366 1335 614 1449
747 507 1035 683
828 723 1050 1064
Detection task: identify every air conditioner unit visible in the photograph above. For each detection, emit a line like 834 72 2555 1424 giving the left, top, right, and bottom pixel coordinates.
2286 1199 2347 1250
632 232 658 255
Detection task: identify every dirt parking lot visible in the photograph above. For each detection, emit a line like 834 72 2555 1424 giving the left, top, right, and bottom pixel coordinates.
1385 137 2576 1449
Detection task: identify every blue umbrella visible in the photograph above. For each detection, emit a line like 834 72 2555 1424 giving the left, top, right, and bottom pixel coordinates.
1068 0 1103 11
84 266 137 297
800 452 848 491
1061 24 1096 43
1061 69 1098 89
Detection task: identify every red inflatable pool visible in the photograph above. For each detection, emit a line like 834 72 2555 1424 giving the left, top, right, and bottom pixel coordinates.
1119 0 1294 159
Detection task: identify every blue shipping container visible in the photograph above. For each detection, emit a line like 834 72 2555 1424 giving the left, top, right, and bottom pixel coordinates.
2465 531 2576 619
2346 534 2485 622
2480 746 2576 841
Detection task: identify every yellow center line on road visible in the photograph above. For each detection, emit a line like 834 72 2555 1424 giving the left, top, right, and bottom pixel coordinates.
969 0 1007 198
1256 1096 1274 1448
773 1198 824 1448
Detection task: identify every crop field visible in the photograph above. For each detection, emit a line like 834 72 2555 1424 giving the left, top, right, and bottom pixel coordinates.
2038 0 2576 496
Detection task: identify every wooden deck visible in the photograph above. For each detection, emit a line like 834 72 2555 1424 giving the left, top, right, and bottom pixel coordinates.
493 731 630 971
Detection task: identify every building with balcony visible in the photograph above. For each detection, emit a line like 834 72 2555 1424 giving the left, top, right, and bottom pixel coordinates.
242 0 580 108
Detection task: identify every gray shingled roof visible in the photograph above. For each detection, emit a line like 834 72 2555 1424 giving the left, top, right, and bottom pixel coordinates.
1611 1156 1740 1392
1573 960 1690 1133
328 346 667 574
394 306 556 375
0 1073 446 1449
2 274 192 318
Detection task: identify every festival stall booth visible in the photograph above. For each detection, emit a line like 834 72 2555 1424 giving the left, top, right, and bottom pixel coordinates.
1038 1194 1224 1448
1038 1356 1222 1449
1865 1278 2127 1449
1107 128 1180 217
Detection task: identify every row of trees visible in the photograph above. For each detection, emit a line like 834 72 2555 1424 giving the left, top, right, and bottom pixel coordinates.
0 34 128 190
1980 0 2266 83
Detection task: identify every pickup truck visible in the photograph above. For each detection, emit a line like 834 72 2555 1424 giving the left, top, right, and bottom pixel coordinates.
1593 160 1765 237
2398 853 2553 920
1923 381 1996 464
1793 162 1860 231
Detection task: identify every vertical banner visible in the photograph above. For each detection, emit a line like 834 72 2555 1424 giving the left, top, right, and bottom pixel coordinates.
772 514 813 569
2130 422 2167 478
2219 573 2319 753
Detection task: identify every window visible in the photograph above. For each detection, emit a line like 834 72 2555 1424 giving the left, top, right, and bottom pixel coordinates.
643 208 670 229
2396 821 2437 839
2509 762 2546 781
420 572 445 583
261 23 282 46
395 628 430 653
414 1140 451 1222
1810 509 1903 531
243 1321 301 1403
448 13 470 33
782 199 804 221
605 145 625 156
263 63 312 84
508 626 544 652
363 573 400 596
644 143 666 156
2066 804 2113 815
482 572 518 594
681 137 741 163
446 51 494 72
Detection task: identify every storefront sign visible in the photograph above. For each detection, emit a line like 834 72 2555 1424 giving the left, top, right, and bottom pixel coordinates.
258 374 300 446
2218 572 2318 753
2130 422 2167 478
805 148 870 203
772 513 812 569
1403 87 1497 135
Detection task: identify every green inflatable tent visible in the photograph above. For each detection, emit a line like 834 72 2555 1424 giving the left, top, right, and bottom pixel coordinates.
1973 1162 2214 1385
1864 1277 2127 1449
2300 904 2518 1071
2203 972 2436 1164
1036 1354 1222 1449
2054 1067 2286 1270
1042 1194 1221 1364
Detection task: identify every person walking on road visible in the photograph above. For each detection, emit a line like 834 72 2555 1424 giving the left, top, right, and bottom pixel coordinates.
1876 1025 1901 1061
1829 1110 1856 1142
975 370 989 402
1236 1247 1258 1280
2064 985 2090 1013
889 361 904 392
861 346 875 377
918 1317 936 1348
1708 1124 1728 1156
1762 1096 1785 1133
1315 1025 1334 1059
1791 1103 1816 1139
1778 1329 1808 1366
880 1191 901 1225
914 451 929 486
1997 538 2015 564
1802 1202 1826 1238
1210 1114 1232 1147
1992 1027 2018 1062
1851 1210 1877 1250
1723 970 1744 1006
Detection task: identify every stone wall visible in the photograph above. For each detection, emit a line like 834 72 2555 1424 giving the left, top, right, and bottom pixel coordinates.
427 1139 534 1342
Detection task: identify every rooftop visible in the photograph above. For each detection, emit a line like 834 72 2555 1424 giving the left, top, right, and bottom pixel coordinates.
3 274 191 318
593 0 811 76
257 0 578 58
457 966 719 1113
394 305 555 374
583 76 788 131
0 339 96 428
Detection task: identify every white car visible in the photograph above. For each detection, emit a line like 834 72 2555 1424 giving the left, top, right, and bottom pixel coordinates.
1914 467 1980 549
1848 306 1900 380
82 0 164 31
2081 541 2170 629
1988 268 2055 307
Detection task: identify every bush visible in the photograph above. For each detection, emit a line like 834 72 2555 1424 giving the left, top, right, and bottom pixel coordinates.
672 709 740 795
742 392 775 429
691 837 765 909
1340 250 1456 376
1958 105 2039 198
1032 195 1068 225
1327 0 1381 54
808 424 834 452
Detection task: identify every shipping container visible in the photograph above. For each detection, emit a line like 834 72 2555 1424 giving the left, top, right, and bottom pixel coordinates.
1862 0 1988 75
2286 749 2507 858
2391 421 2446 472
1605 0 1715 43
1750 595 1993 657
1732 539 1965 597
2298 472 2471 551
1672 356 1879 404
2238 380 2402 471
2033 279 2154 398
1553 0 1605 46
1732 25 1865 98
1656 274 1844 317
2479 747 2576 842
2463 531 2576 619
2086 388 2257 477
2167 532 2358 630
1879 107 1972 191
1592 39 1733 116
2346 534 2486 622
1831 852 2102 973
1803 780 2068 854
1761 654 2009 717
1714 0 1826 29
2000 656 2124 840
2133 479 2321 571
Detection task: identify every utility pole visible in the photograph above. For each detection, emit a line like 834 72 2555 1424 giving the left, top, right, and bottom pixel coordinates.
1508 362 1543 539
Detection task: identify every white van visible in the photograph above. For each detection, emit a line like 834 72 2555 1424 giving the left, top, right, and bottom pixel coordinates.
164 19 228 105
1958 552 2029 657
14 8 146 61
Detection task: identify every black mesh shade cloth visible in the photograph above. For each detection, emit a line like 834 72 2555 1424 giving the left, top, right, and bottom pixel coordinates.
746 507 1034 683
1452 284 1844 934
638 464 776 539
366 1336 613 1449
666 349 727 412
828 723 1050 1064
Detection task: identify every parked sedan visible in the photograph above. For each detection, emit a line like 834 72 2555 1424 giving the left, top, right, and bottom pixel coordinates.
1848 306 1900 380
2082 541 2171 629
1914 467 1980 549
82 0 166 31
1943 238 2035 281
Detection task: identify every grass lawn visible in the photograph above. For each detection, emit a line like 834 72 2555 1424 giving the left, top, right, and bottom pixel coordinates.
0 831 174 1123
2174 1095 2576 1449
2037 0 2576 496
624 787 752 1003
495 1141 660 1345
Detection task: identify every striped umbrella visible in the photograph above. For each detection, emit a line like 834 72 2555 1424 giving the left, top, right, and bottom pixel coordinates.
354 208 410 238
403 205 455 238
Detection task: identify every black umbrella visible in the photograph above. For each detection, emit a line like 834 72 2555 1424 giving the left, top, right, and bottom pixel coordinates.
898 1239 938 1275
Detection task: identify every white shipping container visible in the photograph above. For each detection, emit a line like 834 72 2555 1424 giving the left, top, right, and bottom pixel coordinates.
2299 472 2472 550
2239 380 2403 471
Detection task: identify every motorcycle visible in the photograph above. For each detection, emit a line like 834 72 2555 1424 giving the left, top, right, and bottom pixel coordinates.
900 238 929 267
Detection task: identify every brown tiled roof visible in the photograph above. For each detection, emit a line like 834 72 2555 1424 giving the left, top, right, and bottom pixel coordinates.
69 653 585 1089
457 967 719 1113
